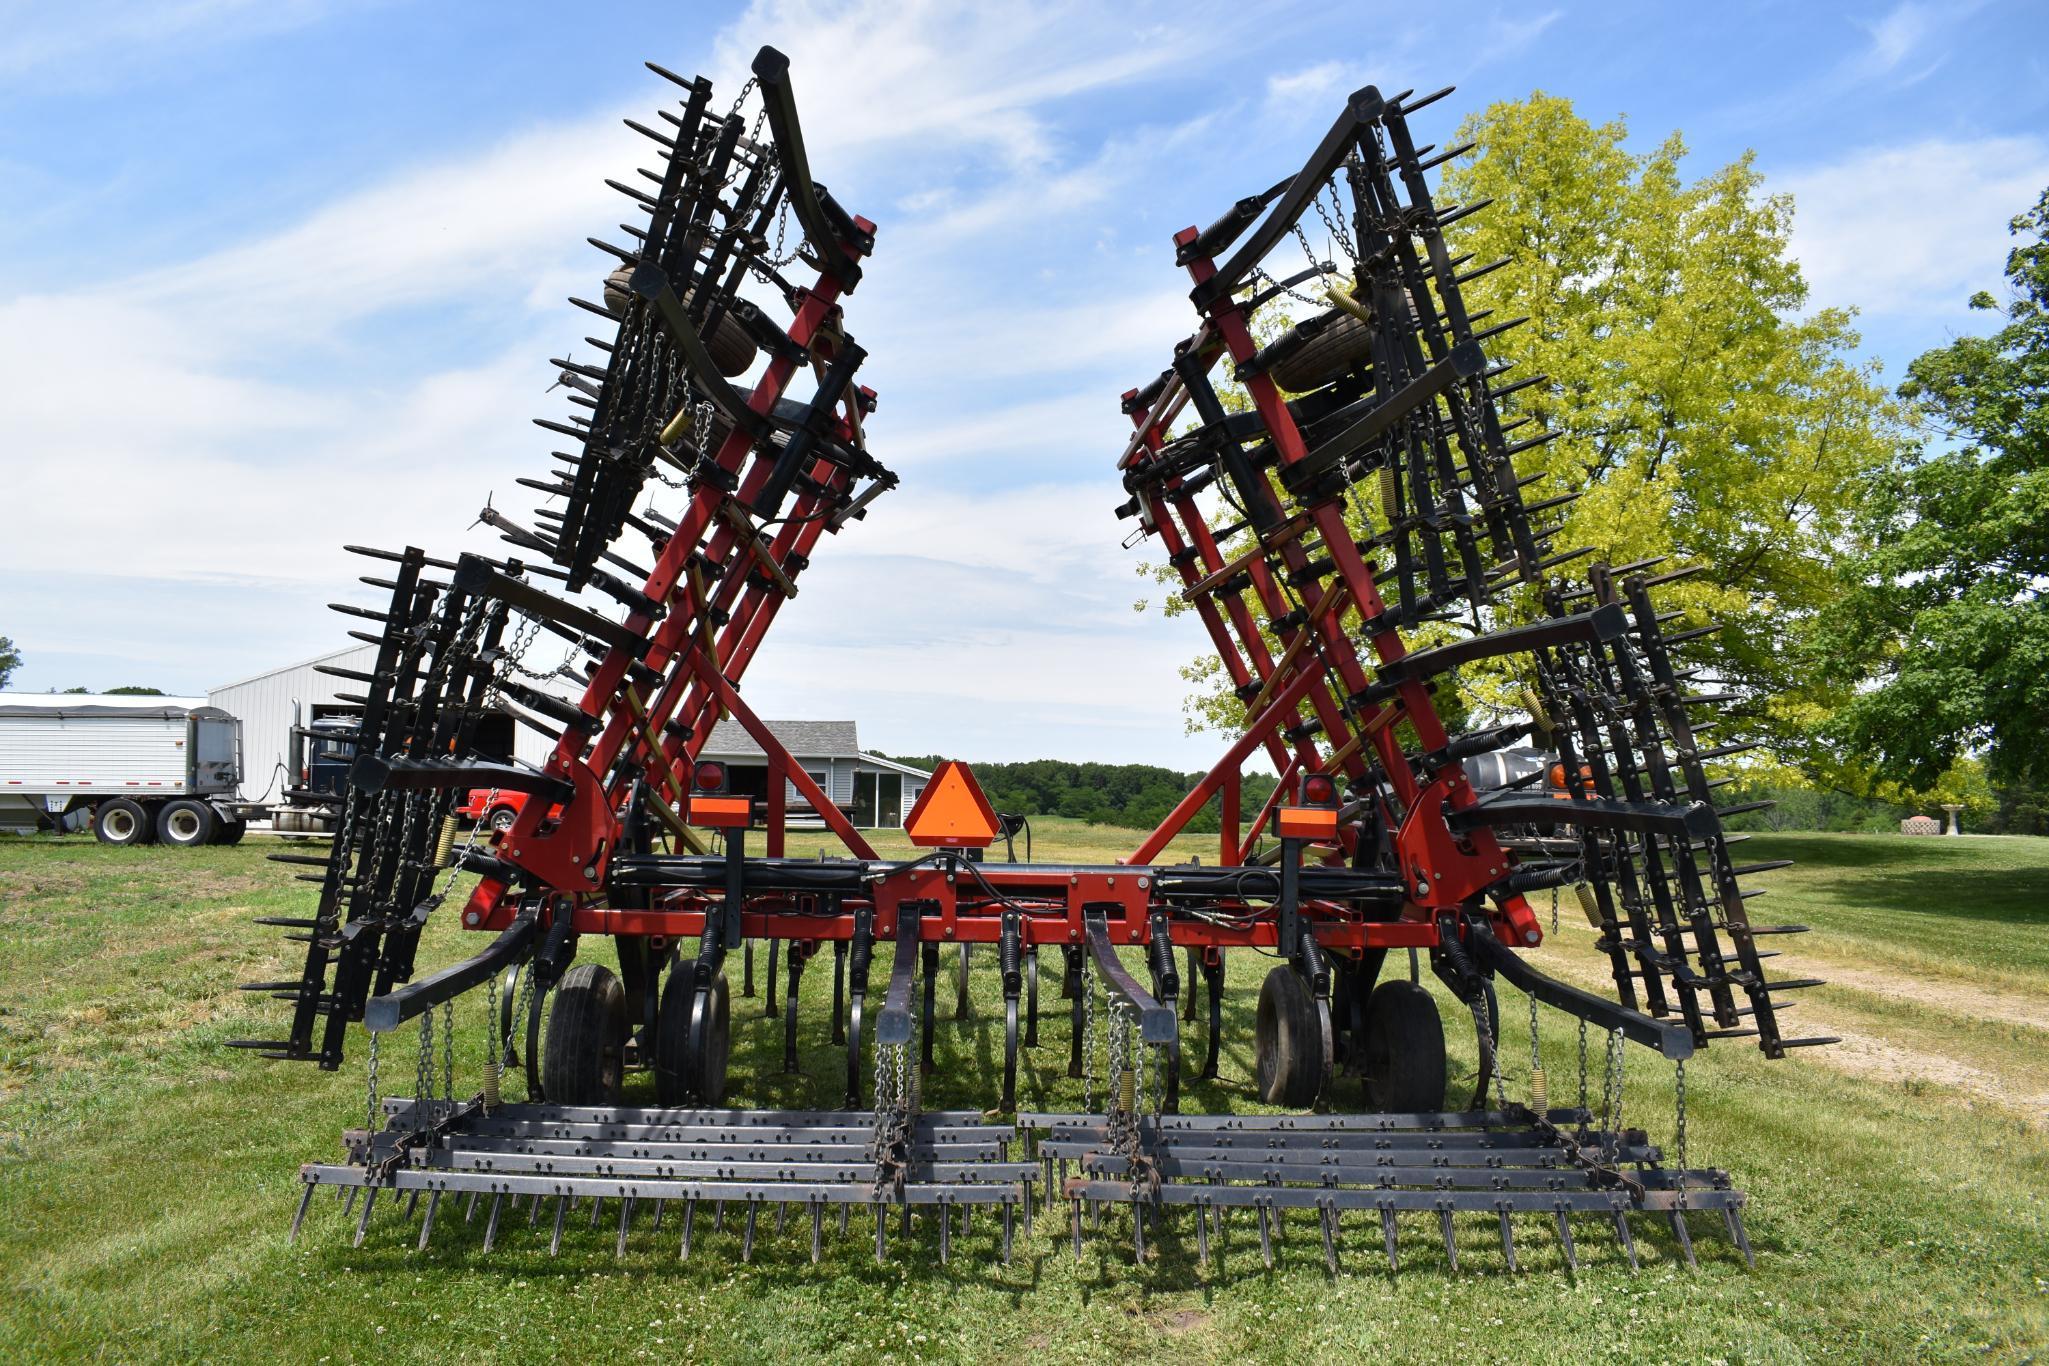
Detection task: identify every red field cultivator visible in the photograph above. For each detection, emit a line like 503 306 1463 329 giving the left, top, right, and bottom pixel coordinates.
242 49 1827 1274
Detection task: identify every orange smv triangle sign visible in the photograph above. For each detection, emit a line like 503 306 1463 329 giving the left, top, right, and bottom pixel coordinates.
903 760 1001 849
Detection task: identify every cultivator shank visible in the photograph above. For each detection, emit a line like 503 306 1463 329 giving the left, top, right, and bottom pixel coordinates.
246 53 1819 1275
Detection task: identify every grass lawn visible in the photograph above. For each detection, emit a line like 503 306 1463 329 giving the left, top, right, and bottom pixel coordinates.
1 825 2045 1362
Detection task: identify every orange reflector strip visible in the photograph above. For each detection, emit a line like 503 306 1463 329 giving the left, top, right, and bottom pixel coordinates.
689 795 752 829
1275 806 1339 840
903 760 1001 848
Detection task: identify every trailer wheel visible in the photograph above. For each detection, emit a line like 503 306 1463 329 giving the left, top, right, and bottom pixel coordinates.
542 964 627 1105
1362 980 1447 1112
93 799 156 846
1268 308 1375 394
487 805 518 835
1254 965 1324 1107
214 818 248 846
156 799 218 847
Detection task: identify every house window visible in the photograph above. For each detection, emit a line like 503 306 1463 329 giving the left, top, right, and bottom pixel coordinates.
851 771 877 827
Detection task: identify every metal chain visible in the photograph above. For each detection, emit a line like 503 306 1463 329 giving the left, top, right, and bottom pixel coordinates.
416 1010 435 1119
1599 1027 1626 1163
441 997 456 1103
1674 1057 1689 1207
512 961 537 1087
1576 1015 1590 1119
365 1031 381 1135
1312 177 1358 263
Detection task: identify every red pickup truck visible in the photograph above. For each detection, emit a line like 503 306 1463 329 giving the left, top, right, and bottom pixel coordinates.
455 788 562 833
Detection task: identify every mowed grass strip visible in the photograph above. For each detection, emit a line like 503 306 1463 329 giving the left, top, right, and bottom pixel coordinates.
0 829 2043 1362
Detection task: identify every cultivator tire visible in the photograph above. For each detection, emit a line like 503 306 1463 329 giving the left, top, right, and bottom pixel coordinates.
1268 308 1374 394
543 965 627 1106
1255 966 1323 1107
94 798 153 846
655 970 732 1105
157 799 218 847
1362 981 1446 1112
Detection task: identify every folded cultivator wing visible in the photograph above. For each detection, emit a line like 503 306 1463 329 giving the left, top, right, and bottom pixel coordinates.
245 55 1822 1277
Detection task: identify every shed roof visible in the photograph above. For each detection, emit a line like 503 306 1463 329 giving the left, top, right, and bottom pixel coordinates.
699 719 930 778
0 692 215 719
209 644 373 694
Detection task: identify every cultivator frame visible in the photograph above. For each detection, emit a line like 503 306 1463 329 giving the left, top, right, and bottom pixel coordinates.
245 51 1826 1274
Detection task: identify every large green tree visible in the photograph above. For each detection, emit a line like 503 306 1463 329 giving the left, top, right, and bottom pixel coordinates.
1159 95 1904 753
0 636 18 690
1818 188 2049 790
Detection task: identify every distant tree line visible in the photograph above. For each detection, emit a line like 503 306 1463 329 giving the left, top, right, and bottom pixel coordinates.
882 757 1279 834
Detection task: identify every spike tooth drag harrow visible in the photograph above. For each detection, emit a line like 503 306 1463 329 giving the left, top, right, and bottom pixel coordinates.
247 58 1824 1272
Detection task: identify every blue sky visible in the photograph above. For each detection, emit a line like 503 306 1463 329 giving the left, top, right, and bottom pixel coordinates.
1 0 2045 767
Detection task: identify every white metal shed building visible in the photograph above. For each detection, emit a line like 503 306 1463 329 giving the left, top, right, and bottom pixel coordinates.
207 646 543 799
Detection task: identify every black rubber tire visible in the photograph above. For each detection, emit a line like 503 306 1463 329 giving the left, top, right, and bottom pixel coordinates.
1362 980 1448 1112
655 968 731 1105
601 269 757 377
213 818 248 846
1269 308 1375 394
542 963 627 1105
93 798 156 846
156 799 218 847
1254 965 1324 1107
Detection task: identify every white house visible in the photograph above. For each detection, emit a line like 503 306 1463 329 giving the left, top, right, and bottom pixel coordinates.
698 720 929 828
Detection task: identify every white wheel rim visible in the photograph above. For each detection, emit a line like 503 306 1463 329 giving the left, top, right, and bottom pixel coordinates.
493 811 515 831
105 809 136 839
168 810 201 841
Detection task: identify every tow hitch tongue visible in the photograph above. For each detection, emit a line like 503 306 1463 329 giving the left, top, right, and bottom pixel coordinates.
246 49 1821 1272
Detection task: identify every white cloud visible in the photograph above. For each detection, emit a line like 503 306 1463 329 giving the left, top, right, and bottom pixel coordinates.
0 0 350 85
1781 135 2049 317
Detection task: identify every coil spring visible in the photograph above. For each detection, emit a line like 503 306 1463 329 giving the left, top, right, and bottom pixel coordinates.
482 1058 502 1107
434 813 459 870
1530 1065 1547 1113
1574 881 1600 928
1118 1062 1137 1115
1378 462 1398 517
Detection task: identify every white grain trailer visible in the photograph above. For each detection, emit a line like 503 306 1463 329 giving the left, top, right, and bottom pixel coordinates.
0 693 252 845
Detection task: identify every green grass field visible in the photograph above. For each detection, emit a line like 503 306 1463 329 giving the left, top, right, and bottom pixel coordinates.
1 825 2045 1361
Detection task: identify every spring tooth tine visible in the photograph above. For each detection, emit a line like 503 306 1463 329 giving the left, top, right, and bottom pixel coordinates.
1070 1198 1083 1259
742 1200 758 1263
550 1195 567 1256
464 1191 479 1224
404 1190 421 1221
289 1183 315 1244
483 1193 504 1253
417 1189 441 1251
682 1199 697 1260
353 1187 378 1248
1439 1206 1458 1272
1613 1210 1639 1271
590 1196 604 1230
1669 1208 1697 1269
1381 1205 1399 1273
1321 1204 1339 1276
776 1202 788 1237
875 1202 888 1263
1555 1206 1578 1272
529 1194 544 1227
1258 1203 1274 1269
1726 1207 1755 1268
811 1200 824 1263
1197 1201 1211 1269
1002 1202 1014 1264
616 1196 634 1258
1497 1206 1518 1273
652 1200 665 1235
940 1198 952 1264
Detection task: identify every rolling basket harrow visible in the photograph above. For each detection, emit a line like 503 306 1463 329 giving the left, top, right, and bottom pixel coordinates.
240 49 1830 1276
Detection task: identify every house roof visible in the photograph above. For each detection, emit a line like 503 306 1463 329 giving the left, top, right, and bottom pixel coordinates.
699 719 930 778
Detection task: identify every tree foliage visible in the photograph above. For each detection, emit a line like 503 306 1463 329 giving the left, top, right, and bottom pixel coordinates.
1817 187 2049 790
0 636 18 691
1435 95 1903 747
